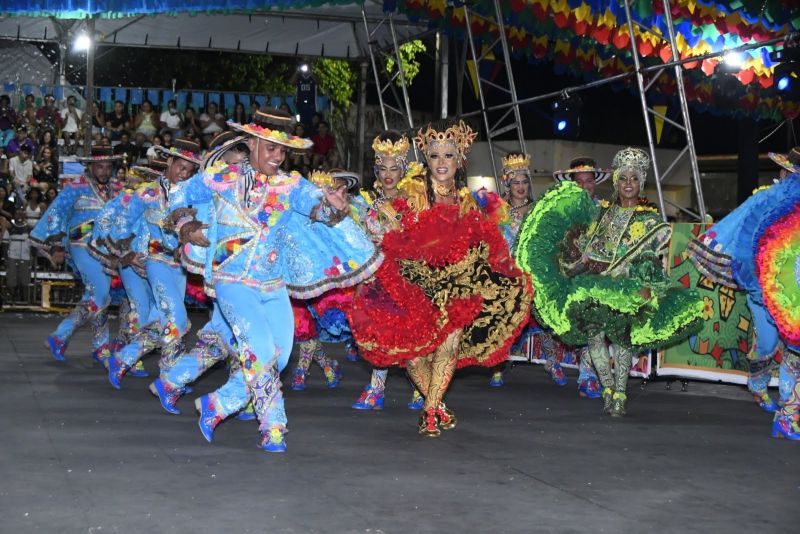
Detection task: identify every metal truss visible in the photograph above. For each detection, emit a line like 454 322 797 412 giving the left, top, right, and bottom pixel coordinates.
361 5 415 133
461 0 526 188
622 0 707 221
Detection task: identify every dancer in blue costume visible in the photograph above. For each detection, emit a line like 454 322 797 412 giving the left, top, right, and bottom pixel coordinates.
350 131 425 411
89 164 167 379
171 111 382 452
687 148 800 440
149 131 246 417
31 146 124 363
104 138 203 389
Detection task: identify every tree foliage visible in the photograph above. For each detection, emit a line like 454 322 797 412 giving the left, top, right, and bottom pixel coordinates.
385 40 426 87
313 58 356 111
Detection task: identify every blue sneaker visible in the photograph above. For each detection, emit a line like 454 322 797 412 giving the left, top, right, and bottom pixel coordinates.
236 404 257 421
149 378 182 415
324 361 342 389
46 335 66 361
407 390 424 410
352 387 385 410
259 427 287 453
754 392 779 413
290 368 306 391
488 371 504 387
549 363 568 387
107 355 128 390
579 378 602 399
128 361 149 378
195 396 223 443
771 415 800 441
345 343 360 362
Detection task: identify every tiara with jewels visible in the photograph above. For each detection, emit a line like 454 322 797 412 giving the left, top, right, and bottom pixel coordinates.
502 153 530 173
413 120 478 160
612 147 650 178
372 135 410 159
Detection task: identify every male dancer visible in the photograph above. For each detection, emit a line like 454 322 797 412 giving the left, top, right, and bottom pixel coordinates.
172 111 381 452
31 146 124 363
105 139 202 388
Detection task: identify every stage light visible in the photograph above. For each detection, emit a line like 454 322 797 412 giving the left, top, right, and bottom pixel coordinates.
298 63 310 74
723 51 744 68
74 33 92 52
552 94 581 138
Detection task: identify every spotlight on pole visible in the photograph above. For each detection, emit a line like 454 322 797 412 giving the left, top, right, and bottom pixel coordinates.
74 32 92 52
552 93 581 138
298 63 310 74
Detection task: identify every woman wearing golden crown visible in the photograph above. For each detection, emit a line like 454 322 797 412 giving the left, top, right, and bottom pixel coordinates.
348 121 533 437
351 130 426 410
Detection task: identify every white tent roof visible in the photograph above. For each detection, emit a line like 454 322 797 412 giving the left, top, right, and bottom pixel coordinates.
0 41 55 86
0 2 429 59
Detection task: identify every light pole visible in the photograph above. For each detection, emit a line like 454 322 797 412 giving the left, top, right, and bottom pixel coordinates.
73 20 95 156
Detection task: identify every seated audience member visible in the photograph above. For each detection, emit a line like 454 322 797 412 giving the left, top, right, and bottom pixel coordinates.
3 207 32 302
24 187 46 228
9 146 33 195
183 107 202 139
146 134 164 161
162 130 174 149
60 95 83 155
287 123 311 175
36 94 63 133
91 102 106 137
0 184 16 232
230 102 247 125
200 102 226 145
37 129 58 160
0 94 18 148
248 101 261 123
20 94 37 132
106 100 131 141
159 99 184 136
311 120 336 168
7 127 36 156
113 132 138 164
43 185 57 208
134 100 158 139
132 133 149 163
34 146 58 189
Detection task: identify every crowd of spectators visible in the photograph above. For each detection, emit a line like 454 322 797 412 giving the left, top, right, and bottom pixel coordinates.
0 91 341 303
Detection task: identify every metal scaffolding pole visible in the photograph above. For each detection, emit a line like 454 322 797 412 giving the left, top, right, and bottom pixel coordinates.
461 0 526 190
360 6 415 133
622 0 667 219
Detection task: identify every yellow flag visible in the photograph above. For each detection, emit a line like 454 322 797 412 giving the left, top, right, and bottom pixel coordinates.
654 104 668 144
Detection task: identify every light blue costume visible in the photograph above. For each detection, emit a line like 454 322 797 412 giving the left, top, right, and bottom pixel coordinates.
106 178 190 387
169 160 381 449
688 174 800 424
31 175 118 362
89 188 159 375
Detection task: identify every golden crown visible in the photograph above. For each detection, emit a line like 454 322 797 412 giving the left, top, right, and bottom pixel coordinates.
502 153 530 173
414 120 478 159
372 135 411 158
308 170 335 189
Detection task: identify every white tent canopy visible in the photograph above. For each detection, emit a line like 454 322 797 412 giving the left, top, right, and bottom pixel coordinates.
0 2 428 59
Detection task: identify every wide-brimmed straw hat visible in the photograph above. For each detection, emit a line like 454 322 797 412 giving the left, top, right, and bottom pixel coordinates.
553 156 612 184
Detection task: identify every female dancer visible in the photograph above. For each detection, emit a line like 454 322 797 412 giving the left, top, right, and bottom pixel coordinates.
348 121 533 436
350 131 425 410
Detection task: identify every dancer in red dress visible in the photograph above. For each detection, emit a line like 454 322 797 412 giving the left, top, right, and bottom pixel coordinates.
348 121 533 437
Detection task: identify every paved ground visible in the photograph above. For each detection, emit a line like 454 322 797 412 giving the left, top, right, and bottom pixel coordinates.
1 312 798 533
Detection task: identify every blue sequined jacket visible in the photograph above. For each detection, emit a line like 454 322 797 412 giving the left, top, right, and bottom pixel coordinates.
171 161 382 298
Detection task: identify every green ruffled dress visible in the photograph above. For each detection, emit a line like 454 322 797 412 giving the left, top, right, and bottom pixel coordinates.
515 181 703 350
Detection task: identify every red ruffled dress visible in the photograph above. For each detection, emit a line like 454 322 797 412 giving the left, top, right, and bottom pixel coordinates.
348 190 533 369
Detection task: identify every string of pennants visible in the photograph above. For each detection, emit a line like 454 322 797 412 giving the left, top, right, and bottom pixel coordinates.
394 0 799 120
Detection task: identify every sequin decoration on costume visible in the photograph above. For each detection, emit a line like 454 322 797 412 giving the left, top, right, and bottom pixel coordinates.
213 237 253 267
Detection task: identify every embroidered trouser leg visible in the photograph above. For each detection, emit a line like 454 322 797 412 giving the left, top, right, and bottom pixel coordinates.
777 349 800 422
587 332 614 390
52 246 111 354
539 332 557 371
162 301 234 389
369 368 388 394
145 261 188 372
215 283 294 432
113 266 155 348
612 344 633 394
577 346 599 385
746 296 781 396
295 339 320 376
